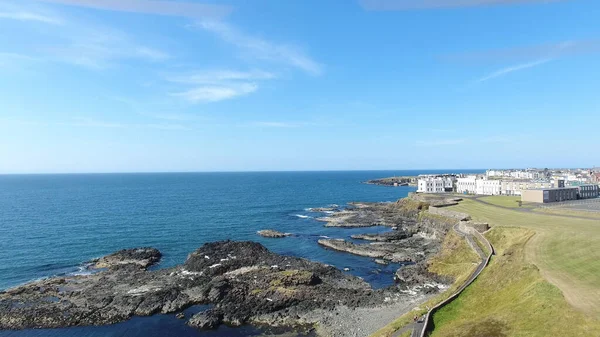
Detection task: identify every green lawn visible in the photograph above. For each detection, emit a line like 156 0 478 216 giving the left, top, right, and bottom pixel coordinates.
532 207 600 219
446 199 600 316
430 227 600 337
478 195 537 209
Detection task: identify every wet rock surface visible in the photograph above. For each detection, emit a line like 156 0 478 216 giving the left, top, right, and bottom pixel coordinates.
92 247 162 269
257 229 291 238
318 237 437 263
351 230 410 242
0 241 385 331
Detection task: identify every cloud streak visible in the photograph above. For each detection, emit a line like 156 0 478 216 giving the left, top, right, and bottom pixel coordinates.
46 25 170 69
0 11 63 24
415 139 466 147
197 21 323 76
38 0 232 19
168 69 276 103
57 118 191 130
444 40 600 64
167 69 276 84
474 58 551 83
360 0 567 11
172 83 258 103
251 122 300 128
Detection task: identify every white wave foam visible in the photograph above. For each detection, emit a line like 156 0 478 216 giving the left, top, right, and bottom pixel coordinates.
294 214 311 219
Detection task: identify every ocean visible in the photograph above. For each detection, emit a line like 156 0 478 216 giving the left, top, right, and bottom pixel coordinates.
0 170 482 336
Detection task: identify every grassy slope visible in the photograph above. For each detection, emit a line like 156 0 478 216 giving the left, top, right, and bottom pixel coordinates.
371 230 480 337
447 199 600 316
430 227 600 337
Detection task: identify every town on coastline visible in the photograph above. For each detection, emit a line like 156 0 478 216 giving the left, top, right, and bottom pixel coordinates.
370 168 600 204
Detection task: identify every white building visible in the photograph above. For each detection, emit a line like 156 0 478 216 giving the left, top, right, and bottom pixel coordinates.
417 176 454 193
476 179 502 195
456 176 477 194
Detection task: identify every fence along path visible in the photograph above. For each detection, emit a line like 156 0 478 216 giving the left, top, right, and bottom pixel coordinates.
416 223 494 337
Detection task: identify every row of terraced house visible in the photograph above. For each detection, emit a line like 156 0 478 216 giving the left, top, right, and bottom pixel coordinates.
416 169 600 203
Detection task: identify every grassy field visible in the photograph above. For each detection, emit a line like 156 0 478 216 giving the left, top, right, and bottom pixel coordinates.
533 207 600 219
430 227 600 337
446 199 600 316
371 230 480 337
477 195 537 209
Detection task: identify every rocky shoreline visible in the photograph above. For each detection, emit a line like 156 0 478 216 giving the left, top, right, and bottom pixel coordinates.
0 197 458 336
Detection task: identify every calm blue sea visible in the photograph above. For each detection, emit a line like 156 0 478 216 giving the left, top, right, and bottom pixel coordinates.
0 170 482 336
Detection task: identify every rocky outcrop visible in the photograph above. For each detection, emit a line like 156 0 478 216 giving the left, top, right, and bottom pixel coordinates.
306 206 340 213
257 230 291 238
92 247 162 269
316 205 418 228
0 241 386 331
351 230 410 242
394 262 450 288
318 237 438 263
364 177 416 187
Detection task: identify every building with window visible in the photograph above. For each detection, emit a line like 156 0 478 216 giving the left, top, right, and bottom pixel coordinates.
578 185 599 199
476 179 502 195
417 175 454 193
456 176 477 194
501 180 553 196
521 187 579 203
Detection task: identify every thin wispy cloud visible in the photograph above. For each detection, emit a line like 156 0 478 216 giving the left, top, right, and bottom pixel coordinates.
196 21 323 76
0 52 40 68
47 26 170 69
0 11 63 24
474 58 552 83
251 122 300 128
38 0 233 19
420 127 456 133
57 118 190 130
483 136 514 143
172 83 258 103
168 69 275 103
444 39 600 64
167 69 277 84
415 139 466 147
360 0 567 11
1 2 170 69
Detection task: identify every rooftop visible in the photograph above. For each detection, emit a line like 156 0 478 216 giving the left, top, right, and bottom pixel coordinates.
525 187 579 191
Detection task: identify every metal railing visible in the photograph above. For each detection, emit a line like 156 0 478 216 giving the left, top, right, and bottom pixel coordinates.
418 225 494 337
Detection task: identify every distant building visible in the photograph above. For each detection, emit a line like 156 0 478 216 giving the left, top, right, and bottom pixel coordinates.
578 185 599 199
501 180 553 196
476 179 501 195
521 187 579 203
456 176 477 194
417 175 454 193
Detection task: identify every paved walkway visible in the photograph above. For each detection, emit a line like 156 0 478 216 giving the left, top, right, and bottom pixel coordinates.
393 223 490 337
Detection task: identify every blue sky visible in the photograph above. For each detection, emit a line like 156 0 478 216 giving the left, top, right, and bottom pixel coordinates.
1 0 599 173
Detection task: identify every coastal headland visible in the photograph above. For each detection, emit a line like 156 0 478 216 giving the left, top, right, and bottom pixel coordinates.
0 194 490 337
365 177 417 187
